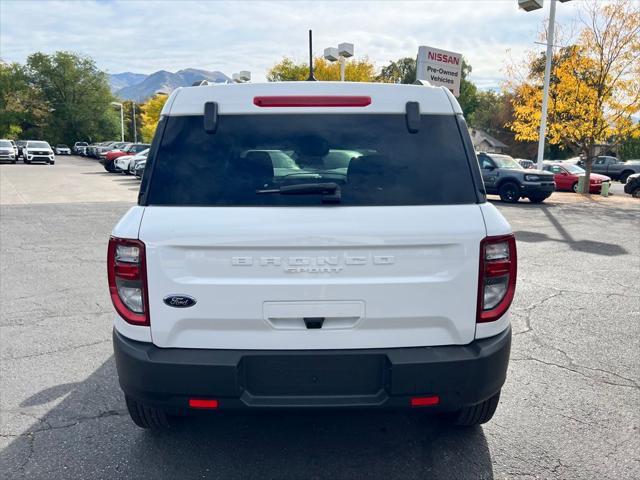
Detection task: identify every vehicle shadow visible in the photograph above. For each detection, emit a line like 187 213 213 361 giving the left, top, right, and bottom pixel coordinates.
514 205 628 256
1 358 494 480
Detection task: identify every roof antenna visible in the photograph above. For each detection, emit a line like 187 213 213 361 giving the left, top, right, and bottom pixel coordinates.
306 29 316 81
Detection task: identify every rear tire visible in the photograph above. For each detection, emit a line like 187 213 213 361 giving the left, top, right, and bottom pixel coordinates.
452 391 501 427
620 171 632 184
125 395 171 431
498 182 520 203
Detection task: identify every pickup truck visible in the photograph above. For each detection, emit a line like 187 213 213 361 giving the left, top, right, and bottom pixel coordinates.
109 80 515 431
590 156 640 183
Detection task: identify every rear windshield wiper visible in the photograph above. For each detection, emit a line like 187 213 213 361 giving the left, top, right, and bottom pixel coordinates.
256 182 341 203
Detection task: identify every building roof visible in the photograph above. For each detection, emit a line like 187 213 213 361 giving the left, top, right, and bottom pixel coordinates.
470 129 508 149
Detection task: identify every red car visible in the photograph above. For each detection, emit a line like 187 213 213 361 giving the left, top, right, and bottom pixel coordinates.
104 143 149 172
543 162 611 193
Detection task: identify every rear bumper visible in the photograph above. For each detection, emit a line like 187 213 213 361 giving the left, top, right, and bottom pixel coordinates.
113 326 511 412
520 183 555 196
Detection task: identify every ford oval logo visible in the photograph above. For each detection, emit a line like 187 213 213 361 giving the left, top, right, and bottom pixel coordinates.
163 295 197 308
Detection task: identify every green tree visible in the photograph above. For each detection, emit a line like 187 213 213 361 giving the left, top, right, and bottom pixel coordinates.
24 51 118 144
376 57 416 84
0 62 49 139
619 135 640 160
267 56 377 82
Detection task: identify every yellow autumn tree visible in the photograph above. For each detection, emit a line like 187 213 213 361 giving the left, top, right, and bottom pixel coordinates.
267 56 376 82
508 0 640 193
140 94 168 142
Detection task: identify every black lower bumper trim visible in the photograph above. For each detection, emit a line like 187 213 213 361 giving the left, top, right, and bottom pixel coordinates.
113 327 511 412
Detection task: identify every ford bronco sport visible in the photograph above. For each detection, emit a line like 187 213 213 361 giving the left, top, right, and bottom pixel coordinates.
109 81 515 430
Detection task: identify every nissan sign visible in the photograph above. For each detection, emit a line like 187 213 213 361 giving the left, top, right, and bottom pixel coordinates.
416 46 463 97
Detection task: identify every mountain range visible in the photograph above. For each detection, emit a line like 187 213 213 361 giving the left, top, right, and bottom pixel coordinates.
109 68 231 101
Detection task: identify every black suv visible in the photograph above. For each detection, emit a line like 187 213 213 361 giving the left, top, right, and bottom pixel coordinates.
477 152 555 203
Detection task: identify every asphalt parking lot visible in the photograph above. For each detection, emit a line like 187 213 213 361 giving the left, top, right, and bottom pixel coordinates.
1 155 639 479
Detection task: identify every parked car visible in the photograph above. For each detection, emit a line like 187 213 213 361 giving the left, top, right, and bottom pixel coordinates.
16 140 27 158
133 158 146 178
9 140 18 156
477 152 555 203
0 139 17 163
590 156 640 183
104 143 149 172
118 148 149 174
110 81 516 431
517 158 535 169
73 142 88 155
128 150 149 175
55 144 71 155
22 140 55 164
542 162 611 193
623 173 640 198
99 142 130 163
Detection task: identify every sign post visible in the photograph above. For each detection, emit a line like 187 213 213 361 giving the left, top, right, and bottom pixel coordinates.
416 46 462 97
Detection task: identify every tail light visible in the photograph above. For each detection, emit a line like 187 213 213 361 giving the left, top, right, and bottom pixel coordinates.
107 237 149 326
477 234 517 323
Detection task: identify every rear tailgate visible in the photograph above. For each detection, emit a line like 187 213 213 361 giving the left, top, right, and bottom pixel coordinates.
140 205 486 350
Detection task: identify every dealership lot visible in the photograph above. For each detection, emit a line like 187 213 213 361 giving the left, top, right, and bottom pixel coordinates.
1 156 638 479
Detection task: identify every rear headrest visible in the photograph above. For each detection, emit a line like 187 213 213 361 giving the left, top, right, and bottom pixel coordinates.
347 155 389 185
234 151 274 181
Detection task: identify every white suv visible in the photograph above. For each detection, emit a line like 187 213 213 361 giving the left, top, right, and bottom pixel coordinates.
109 81 516 430
23 140 55 164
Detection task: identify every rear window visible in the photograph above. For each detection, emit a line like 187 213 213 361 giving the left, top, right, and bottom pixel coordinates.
144 114 478 206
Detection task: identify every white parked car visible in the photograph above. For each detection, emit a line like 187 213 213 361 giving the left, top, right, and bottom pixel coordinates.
0 139 17 163
9 140 18 157
22 140 55 165
73 142 88 155
54 144 71 155
116 148 149 174
109 81 516 430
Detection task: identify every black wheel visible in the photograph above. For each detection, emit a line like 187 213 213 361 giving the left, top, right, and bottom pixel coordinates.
620 171 632 184
528 195 549 204
12 160 17 164
498 182 520 203
24 159 30 164
452 391 501 427
632 188 640 199
125 395 171 430
572 182 579 193
49 161 55 165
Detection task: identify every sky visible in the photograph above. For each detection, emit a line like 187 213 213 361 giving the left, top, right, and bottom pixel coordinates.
0 0 588 89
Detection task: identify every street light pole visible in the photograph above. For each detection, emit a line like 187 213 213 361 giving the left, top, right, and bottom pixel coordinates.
132 102 137 143
110 102 124 142
536 0 557 170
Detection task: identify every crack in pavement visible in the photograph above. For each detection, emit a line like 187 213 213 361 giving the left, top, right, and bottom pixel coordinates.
1 339 110 361
511 356 639 390
2 409 128 440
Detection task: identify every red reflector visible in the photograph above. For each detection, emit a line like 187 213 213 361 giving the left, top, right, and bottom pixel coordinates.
188 398 219 409
484 261 510 277
410 395 440 407
253 95 371 108
114 262 140 280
